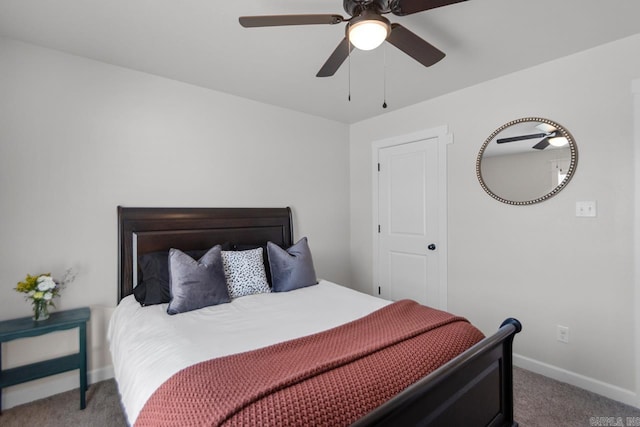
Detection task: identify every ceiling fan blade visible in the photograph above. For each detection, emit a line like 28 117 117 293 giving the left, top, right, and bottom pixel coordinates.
316 37 353 77
496 133 547 144
532 138 551 150
386 23 445 68
391 0 468 16
239 14 344 28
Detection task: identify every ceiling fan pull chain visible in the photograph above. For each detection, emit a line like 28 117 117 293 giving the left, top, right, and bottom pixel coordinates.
348 34 352 101
382 44 388 108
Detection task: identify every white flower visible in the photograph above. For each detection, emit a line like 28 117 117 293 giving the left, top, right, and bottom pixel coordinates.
28 290 35 297
37 276 56 291
44 292 53 300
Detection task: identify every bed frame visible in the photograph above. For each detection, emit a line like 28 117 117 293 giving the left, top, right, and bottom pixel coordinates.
117 206 521 427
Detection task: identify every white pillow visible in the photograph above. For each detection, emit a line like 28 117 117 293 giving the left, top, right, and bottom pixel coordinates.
222 248 271 298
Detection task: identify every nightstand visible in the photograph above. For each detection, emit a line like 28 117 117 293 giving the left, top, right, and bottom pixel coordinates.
0 306 90 413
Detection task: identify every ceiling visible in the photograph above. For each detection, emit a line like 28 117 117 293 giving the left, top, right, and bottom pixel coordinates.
1 0 640 124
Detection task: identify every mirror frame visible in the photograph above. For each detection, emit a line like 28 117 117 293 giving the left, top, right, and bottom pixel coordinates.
476 117 578 205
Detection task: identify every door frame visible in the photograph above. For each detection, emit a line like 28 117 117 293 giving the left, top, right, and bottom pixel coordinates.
632 78 640 408
371 125 452 310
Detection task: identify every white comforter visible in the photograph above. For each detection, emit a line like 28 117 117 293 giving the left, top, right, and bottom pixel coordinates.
107 280 389 425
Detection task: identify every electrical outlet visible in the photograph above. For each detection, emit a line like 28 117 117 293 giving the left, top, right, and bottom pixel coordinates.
576 201 597 217
557 325 569 343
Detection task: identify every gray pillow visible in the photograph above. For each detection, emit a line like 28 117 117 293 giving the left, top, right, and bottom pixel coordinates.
135 249 209 306
267 237 318 292
167 245 231 315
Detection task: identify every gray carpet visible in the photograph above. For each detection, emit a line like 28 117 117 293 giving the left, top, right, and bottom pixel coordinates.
0 379 127 426
2 367 640 426
513 368 640 426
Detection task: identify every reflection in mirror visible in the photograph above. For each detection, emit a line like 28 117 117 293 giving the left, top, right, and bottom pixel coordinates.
476 118 578 205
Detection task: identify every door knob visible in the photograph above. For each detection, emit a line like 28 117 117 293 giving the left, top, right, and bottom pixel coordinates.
428 244 436 251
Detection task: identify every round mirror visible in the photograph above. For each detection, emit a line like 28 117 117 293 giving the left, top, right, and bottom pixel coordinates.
476 117 578 205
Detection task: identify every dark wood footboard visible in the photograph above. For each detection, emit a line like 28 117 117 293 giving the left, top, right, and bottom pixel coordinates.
352 318 522 427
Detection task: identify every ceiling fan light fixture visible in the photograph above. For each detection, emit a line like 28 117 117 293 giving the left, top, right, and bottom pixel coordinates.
549 136 569 147
348 12 390 51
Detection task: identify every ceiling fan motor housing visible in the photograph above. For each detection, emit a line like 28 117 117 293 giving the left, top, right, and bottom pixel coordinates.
343 0 390 17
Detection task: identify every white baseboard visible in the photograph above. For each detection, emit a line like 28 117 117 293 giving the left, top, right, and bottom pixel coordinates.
1 365 115 411
514 354 639 408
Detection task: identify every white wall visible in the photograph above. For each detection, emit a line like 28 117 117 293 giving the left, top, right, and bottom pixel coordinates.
350 34 640 405
0 37 350 408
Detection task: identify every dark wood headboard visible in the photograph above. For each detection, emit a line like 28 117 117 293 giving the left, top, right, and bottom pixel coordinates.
117 207 293 303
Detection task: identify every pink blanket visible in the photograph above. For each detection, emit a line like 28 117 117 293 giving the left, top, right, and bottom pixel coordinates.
136 300 484 426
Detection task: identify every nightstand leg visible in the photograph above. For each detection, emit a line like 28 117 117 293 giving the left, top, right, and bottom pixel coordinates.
79 323 87 409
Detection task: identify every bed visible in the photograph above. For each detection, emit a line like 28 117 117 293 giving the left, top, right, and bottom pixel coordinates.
110 206 522 426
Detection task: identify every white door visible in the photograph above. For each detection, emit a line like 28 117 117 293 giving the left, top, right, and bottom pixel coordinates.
377 137 441 307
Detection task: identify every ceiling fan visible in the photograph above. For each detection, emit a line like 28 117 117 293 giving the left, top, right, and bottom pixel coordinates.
496 123 569 150
239 0 467 77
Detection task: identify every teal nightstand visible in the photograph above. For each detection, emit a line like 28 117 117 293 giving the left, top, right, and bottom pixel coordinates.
0 307 90 413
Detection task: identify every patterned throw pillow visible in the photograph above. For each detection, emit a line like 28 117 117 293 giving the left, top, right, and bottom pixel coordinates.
222 248 271 299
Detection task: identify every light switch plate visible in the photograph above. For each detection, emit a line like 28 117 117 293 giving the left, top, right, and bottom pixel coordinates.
576 201 597 217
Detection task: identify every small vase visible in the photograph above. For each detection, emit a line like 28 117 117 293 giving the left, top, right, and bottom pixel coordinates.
33 300 50 321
